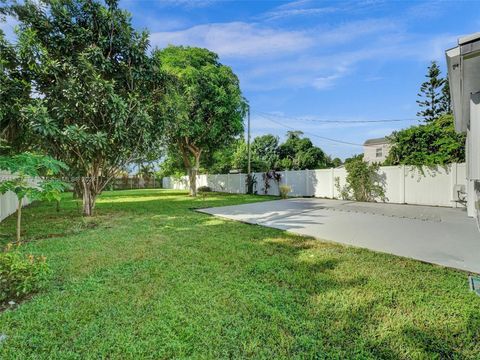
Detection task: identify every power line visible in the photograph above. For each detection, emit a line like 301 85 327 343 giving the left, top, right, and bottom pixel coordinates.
256 111 417 124
256 114 369 148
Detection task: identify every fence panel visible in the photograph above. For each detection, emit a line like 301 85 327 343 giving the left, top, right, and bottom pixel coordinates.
404 164 458 207
379 166 403 203
310 169 333 198
285 170 307 196
161 163 467 208
0 172 34 223
332 168 347 199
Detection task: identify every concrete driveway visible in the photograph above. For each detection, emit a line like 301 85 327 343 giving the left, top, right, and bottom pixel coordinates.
199 198 480 273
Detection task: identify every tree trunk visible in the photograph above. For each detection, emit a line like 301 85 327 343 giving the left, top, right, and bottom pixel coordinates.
16 197 22 242
188 152 201 197
81 177 96 216
188 168 197 196
179 139 202 197
72 182 82 199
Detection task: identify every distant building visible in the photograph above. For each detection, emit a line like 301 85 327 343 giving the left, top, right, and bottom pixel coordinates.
363 137 390 163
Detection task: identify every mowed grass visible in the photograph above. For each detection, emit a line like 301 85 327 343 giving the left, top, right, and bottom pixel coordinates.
0 190 479 359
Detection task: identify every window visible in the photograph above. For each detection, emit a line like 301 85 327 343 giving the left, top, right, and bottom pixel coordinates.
376 147 383 158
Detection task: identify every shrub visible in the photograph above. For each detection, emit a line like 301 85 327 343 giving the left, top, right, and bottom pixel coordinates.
197 186 212 193
279 185 291 199
0 243 50 306
336 155 386 202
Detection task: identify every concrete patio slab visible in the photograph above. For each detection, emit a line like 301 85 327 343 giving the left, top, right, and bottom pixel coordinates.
199 198 480 273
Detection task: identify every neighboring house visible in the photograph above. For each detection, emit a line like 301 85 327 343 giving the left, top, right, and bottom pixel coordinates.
363 137 391 163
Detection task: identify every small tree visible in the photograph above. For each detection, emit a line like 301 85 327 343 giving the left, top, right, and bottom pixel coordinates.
417 61 446 122
0 153 68 241
336 155 386 202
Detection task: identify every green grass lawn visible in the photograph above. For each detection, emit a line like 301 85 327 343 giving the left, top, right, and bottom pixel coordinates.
0 189 479 359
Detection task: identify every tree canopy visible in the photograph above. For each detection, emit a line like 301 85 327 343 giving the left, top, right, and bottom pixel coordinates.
251 134 279 170
159 130 337 175
384 114 465 166
155 45 247 196
5 0 165 215
277 131 332 170
416 61 449 122
0 28 31 152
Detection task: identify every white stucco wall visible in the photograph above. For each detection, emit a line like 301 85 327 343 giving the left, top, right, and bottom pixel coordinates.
363 143 391 164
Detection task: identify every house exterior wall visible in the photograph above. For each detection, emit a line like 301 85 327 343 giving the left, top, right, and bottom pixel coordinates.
363 143 391 164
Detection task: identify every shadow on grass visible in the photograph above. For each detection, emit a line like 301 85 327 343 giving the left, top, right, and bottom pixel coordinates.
0 189 479 358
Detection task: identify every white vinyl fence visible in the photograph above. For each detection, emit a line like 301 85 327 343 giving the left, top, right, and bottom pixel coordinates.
0 172 35 223
163 163 467 208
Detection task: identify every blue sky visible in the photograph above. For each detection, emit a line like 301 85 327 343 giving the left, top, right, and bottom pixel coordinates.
2 0 479 159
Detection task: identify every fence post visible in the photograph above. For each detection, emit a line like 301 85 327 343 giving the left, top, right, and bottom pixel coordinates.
305 169 309 196
450 163 458 208
330 168 335 198
284 171 289 196
399 165 406 204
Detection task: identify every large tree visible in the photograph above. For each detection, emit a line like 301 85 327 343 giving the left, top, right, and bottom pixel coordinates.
7 0 165 215
156 46 247 196
416 61 446 122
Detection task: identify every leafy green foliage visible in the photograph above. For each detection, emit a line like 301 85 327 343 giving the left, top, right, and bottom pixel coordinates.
0 153 68 201
337 155 386 202
231 140 269 173
0 243 50 306
180 131 334 175
7 0 165 215
0 153 69 240
277 131 332 170
155 46 246 196
251 134 279 170
0 153 67 178
385 115 465 166
0 26 31 153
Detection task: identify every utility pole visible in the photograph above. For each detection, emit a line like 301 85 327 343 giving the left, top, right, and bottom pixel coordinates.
247 105 251 175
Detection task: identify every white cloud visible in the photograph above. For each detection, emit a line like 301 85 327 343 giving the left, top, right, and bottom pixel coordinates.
264 6 340 21
148 3 460 93
262 0 388 21
312 73 344 90
150 22 313 57
157 0 219 9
